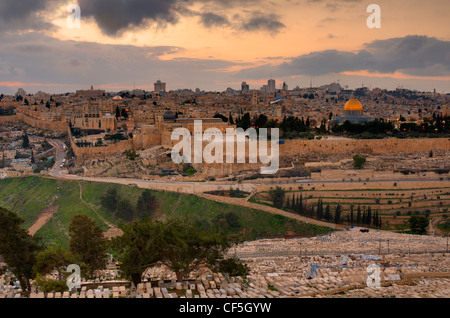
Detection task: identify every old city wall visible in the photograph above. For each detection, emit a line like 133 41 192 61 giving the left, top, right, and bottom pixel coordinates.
0 115 20 123
281 138 449 156
133 131 161 150
0 113 68 132
68 127 134 163
184 138 449 178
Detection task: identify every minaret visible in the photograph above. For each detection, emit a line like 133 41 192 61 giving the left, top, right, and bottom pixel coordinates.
252 90 258 106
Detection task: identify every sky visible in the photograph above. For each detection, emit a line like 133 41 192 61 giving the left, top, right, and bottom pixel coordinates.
0 0 449 94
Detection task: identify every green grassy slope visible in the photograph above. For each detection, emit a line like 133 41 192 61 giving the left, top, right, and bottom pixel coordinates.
0 176 332 247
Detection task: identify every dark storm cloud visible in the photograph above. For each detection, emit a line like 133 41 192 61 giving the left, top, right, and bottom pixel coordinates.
199 12 230 27
363 36 450 76
237 36 450 78
78 0 180 36
0 0 284 36
238 11 286 34
0 0 53 31
78 0 282 35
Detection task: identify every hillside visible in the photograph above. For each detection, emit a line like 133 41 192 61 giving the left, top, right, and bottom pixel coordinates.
0 176 332 246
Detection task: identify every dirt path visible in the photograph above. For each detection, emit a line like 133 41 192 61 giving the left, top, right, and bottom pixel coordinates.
428 216 447 236
76 181 123 238
28 205 59 236
199 193 344 230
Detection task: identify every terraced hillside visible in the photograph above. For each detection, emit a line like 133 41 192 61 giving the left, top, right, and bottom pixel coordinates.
253 184 450 231
0 176 332 247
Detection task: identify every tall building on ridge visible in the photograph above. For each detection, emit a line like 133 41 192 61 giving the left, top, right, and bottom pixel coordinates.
241 82 249 93
154 80 166 93
252 90 258 106
268 79 276 92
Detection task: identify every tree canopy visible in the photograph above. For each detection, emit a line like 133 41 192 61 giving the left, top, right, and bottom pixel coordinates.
111 218 241 285
68 215 108 277
0 207 42 292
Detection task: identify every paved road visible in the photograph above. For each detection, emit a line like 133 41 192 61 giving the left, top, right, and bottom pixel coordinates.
47 139 256 193
47 138 448 192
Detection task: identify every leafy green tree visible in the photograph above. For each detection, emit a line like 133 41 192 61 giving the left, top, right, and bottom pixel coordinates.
125 149 139 160
117 198 134 221
112 218 236 284
212 212 241 233
353 154 366 169
101 187 119 213
136 190 156 219
213 113 228 122
160 219 233 281
409 215 429 235
35 275 67 293
237 113 251 130
68 215 108 277
0 208 42 292
33 246 77 282
270 187 285 209
111 219 162 286
213 257 249 277
254 114 268 128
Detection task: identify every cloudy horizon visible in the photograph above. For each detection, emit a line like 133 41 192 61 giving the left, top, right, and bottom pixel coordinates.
0 0 449 94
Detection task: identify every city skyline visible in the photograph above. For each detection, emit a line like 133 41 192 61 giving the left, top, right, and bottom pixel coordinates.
0 0 449 94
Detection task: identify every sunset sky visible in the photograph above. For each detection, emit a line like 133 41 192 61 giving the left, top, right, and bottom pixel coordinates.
0 0 449 94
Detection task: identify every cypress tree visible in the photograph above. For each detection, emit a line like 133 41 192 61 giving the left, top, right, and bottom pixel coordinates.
324 204 331 221
350 205 354 225
356 205 362 225
317 199 323 220
334 204 341 224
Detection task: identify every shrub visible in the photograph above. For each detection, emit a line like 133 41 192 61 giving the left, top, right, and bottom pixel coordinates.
353 155 366 169
214 258 250 277
35 274 68 293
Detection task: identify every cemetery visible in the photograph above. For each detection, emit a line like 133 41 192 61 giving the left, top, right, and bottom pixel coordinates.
0 227 449 298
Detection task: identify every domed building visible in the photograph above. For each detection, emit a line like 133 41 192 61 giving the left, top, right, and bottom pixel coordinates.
334 98 374 124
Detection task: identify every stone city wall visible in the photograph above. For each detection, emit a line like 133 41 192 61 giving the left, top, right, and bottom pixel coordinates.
0 113 68 132
68 127 133 163
281 138 449 156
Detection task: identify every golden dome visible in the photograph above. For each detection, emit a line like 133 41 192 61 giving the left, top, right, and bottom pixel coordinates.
344 98 363 111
